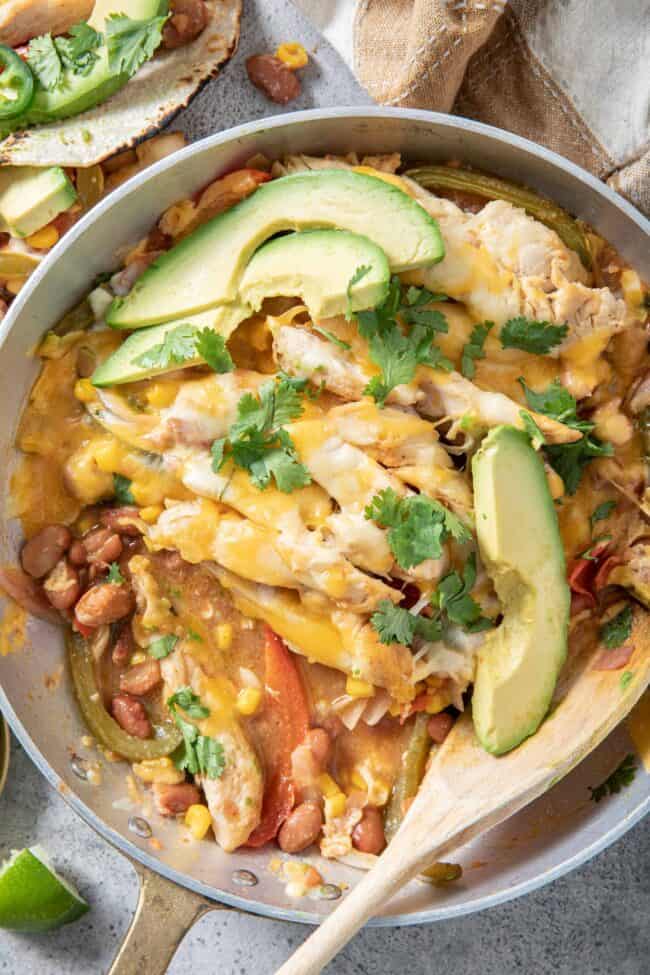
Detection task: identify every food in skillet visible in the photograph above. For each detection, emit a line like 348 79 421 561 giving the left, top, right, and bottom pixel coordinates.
3 152 649 865
0 0 240 167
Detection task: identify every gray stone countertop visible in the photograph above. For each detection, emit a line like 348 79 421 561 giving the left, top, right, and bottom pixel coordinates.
1 0 649 972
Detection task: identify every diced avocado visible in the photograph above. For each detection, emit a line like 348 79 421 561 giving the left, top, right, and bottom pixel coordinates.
0 166 77 238
107 170 445 329
240 230 390 319
0 0 166 137
471 426 569 755
91 304 246 386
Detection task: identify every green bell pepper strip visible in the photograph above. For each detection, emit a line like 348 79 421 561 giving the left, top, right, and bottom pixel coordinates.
405 164 592 270
0 46 35 120
383 711 431 841
68 632 182 761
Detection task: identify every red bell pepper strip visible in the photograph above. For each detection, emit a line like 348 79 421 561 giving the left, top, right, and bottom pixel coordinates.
245 626 309 847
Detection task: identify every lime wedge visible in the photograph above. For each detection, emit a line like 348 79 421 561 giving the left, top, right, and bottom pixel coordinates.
0 846 89 932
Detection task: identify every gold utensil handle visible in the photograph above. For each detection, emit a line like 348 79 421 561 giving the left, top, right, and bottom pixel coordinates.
108 859 228 975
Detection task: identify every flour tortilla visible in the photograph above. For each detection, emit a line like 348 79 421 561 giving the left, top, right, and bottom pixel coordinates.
0 0 241 167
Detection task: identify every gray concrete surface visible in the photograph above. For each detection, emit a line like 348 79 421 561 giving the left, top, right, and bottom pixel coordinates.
1 0 649 972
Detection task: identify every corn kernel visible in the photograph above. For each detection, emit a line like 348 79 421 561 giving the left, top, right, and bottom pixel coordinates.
25 224 60 250
139 504 163 524
276 42 309 69
93 440 124 472
5 277 25 295
216 623 232 650
324 792 346 819
132 756 184 785
185 803 212 840
129 478 157 505
74 378 96 403
425 691 451 714
146 382 178 409
318 772 340 798
350 770 367 793
345 676 375 698
236 686 262 715
352 166 413 195
130 651 147 665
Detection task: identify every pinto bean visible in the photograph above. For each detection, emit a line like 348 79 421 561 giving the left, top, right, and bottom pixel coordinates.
277 801 323 853
83 527 123 565
68 540 88 567
120 657 161 696
427 712 454 745
112 623 134 665
43 559 81 611
246 55 301 105
20 525 72 578
100 507 143 537
162 0 208 48
352 807 386 855
75 583 134 627
111 693 152 738
153 782 201 816
305 728 332 767
0 565 60 621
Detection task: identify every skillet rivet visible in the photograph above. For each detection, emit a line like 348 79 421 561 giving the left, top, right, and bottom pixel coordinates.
318 884 342 900
232 869 258 887
70 754 88 780
128 816 153 839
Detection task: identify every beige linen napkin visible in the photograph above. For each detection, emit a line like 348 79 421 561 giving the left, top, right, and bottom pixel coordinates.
299 0 649 216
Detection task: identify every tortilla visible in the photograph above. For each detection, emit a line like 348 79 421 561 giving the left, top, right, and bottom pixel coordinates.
0 0 241 168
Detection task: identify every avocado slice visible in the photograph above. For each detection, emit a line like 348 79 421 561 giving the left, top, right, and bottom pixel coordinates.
88 0 168 29
240 229 390 319
0 166 77 238
91 304 246 386
107 170 445 329
471 426 570 755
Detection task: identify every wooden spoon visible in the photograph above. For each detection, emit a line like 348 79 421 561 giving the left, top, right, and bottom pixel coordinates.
277 608 650 975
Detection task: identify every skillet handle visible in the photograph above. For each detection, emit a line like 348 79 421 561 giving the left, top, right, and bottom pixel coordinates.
108 859 228 975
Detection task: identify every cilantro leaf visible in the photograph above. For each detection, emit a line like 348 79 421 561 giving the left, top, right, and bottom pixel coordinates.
113 473 135 505
106 562 124 584
430 554 493 632
519 378 613 493
600 604 633 649
194 735 226 779
167 687 210 719
105 13 168 78
55 22 101 75
500 317 568 355
313 326 351 350
345 264 371 321
519 410 546 450
193 329 234 373
589 754 636 802
404 285 448 307
149 634 178 659
26 34 62 91
371 600 442 646
590 500 617 530
210 378 311 493
364 487 471 569
461 321 493 378
620 670 634 691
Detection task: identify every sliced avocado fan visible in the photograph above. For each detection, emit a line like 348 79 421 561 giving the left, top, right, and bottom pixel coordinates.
107 169 444 329
471 426 570 755
92 228 391 386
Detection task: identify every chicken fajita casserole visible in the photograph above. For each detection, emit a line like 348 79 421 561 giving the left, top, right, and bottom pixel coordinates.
2 152 649 869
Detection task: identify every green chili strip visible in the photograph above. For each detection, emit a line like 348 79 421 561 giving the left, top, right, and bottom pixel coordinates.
0 46 35 120
405 164 592 270
383 712 431 841
68 632 181 761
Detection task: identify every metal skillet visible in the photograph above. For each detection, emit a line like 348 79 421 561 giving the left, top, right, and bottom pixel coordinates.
0 109 649 973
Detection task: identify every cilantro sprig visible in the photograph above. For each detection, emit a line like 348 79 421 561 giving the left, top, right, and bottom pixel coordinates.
149 634 178 660
590 500 617 530
210 377 311 493
600 604 633 649
589 754 636 802
364 487 471 570
134 324 233 373
113 473 135 505
461 321 493 379
167 688 226 780
519 378 613 493
105 13 168 77
500 317 568 355
355 278 452 406
106 562 124 584
371 554 492 646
